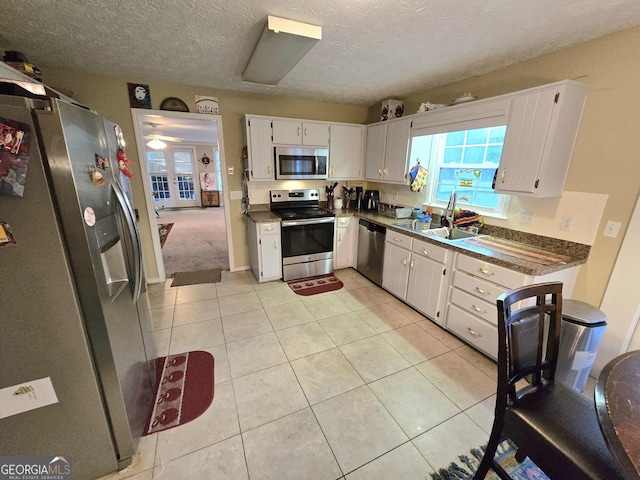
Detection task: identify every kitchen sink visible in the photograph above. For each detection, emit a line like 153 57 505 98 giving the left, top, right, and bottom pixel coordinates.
393 221 481 240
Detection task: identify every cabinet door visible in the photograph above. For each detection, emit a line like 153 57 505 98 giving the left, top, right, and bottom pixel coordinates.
272 119 301 145
329 124 365 179
272 119 329 146
382 242 410 299
407 254 447 323
334 217 354 269
364 123 387 181
496 81 588 197
383 118 411 183
247 117 274 180
496 87 557 194
303 122 330 146
259 232 282 281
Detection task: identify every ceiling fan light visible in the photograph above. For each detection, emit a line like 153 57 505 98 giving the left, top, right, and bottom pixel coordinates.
147 136 167 150
242 15 322 86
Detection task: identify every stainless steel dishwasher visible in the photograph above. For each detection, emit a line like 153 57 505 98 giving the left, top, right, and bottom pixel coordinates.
356 219 386 286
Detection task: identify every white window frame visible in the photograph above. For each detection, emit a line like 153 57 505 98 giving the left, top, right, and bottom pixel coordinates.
410 116 511 219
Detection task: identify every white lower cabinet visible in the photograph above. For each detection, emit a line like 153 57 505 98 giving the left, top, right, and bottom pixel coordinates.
382 231 451 324
446 252 578 359
334 216 356 269
247 219 282 282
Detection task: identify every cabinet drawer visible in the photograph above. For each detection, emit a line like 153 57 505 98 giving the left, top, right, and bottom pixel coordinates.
336 216 352 227
412 238 449 264
447 305 498 360
386 230 413 250
452 270 506 305
456 253 529 289
259 222 280 235
450 288 497 326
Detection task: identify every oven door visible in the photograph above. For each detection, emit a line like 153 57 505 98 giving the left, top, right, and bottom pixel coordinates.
280 217 334 280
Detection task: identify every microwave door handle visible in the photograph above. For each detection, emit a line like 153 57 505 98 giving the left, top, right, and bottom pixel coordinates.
315 155 319 176
111 180 143 301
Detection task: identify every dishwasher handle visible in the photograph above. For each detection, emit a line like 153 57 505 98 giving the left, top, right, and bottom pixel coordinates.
359 218 387 235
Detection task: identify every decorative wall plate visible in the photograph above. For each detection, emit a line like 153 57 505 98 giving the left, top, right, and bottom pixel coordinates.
160 97 189 112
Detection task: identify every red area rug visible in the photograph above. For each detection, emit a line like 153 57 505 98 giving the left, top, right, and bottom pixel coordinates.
158 223 174 248
288 274 343 296
144 350 214 435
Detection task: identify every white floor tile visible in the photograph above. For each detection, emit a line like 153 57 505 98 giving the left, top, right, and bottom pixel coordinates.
275 321 336 360
339 336 410 383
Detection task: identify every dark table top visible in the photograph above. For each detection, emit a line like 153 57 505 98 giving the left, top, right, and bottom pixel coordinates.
596 350 640 480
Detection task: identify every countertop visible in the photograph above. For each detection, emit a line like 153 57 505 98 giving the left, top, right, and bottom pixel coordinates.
246 207 590 276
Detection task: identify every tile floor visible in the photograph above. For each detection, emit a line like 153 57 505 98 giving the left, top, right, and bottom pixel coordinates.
98 268 535 480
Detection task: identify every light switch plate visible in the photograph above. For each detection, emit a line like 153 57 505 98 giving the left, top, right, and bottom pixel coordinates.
603 220 621 238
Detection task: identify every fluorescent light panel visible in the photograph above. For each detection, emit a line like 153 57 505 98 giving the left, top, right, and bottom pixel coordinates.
242 15 322 86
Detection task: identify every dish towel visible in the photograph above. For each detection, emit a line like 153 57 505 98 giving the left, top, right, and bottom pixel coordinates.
409 164 429 192
424 227 449 238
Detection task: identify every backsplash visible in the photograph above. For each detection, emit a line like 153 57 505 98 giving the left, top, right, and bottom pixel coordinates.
366 182 607 246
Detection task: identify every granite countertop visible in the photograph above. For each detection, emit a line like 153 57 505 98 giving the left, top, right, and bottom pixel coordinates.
247 207 590 276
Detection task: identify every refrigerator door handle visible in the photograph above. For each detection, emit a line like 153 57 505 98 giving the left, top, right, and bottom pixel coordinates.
111 180 143 301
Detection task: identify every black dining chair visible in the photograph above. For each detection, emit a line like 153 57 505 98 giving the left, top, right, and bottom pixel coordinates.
473 281 624 480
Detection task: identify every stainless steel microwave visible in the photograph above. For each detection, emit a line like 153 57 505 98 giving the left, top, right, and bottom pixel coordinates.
275 146 329 180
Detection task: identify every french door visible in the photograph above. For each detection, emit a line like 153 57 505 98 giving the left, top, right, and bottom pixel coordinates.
147 147 198 209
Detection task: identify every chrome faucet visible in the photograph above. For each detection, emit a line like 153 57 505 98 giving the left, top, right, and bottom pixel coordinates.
445 190 457 227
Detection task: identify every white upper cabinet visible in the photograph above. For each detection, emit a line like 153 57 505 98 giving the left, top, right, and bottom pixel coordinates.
272 119 330 146
364 117 411 184
495 80 589 197
245 116 274 180
329 123 365 180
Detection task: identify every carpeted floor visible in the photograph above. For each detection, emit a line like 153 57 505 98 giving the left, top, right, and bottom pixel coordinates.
156 207 229 277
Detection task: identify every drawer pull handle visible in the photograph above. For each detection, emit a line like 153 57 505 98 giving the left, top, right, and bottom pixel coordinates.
403 257 408 267
479 267 495 276
273 241 278 249
423 248 431 257
410 259 415 270
472 304 486 313
394 237 403 243
501 168 507 183
468 328 482 338
475 287 489 295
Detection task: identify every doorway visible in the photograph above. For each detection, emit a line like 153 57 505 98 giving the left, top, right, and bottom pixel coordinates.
131 109 233 282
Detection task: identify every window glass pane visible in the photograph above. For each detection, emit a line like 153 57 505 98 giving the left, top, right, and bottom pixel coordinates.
462 146 486 164
151 175 170 200
173 151 193 174
176 175 195 200
489 126 507 143
486 145 503 163
147 152 167 173
445 131 465 146
466 128 489 145
443 147 462 164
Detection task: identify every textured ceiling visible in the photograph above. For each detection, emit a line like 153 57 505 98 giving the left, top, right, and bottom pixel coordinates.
3 0 640 108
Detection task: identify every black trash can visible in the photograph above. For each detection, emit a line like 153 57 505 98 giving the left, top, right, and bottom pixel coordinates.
556 299 607 392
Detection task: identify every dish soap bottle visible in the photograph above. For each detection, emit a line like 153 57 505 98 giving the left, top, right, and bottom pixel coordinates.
439 209 449 227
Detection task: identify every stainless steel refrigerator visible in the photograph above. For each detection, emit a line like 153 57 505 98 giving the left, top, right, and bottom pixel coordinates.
0 93 155 479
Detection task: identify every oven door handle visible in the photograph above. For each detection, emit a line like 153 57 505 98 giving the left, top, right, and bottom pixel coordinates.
281 217 335 227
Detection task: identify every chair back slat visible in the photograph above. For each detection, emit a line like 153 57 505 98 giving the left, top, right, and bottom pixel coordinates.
497 282 563 403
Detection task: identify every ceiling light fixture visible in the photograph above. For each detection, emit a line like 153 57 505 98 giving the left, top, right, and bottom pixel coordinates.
146 136 167 150
242 15 322 86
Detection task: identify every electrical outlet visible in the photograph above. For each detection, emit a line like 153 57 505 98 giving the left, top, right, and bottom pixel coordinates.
560 215 573 231
519 210 535 224
603 220 621 238
228 166 234 175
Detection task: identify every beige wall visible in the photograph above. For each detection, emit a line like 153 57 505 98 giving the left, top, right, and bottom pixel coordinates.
365 25 640 307
40 71 369 279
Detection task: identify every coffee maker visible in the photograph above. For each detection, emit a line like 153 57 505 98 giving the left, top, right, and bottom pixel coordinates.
355 186 364 211
363 190 380 211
